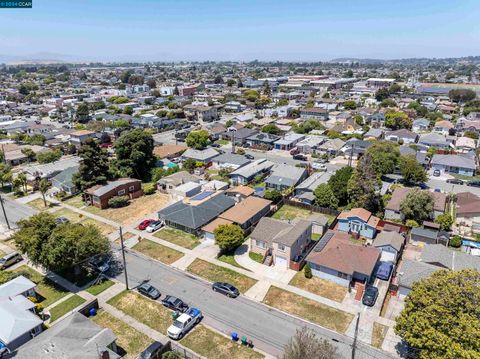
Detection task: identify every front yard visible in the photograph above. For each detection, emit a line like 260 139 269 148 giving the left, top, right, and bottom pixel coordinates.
181 325 263 359
84 193 171 226
289 272 348 303
85 278 115 296
107 290 172 334
187 259 257 293
154 227 200 249
217 252 248 270
372 322 388 348
132 238 184 265
52 207 116 236
26 198 57 211
92 310 152 359
262 286 353 333
49 294 86 322
272 204 336 224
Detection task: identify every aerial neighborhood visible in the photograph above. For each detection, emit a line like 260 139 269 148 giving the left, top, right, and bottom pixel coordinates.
0 58 479 359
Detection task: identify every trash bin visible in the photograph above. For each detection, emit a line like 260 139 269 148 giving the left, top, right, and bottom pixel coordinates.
231 332 238 341
171 311 179 320
89 308 97 317
241 336 248 345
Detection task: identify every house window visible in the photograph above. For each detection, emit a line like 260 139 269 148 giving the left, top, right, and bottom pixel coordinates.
129 185 135 192
118 189 126 196
256 240 266 249
337 272 348 280
93 196 100 204
278 244 286 251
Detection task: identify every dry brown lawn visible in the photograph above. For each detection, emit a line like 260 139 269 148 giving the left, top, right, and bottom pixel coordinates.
372 322 389 348
85 193 171 225
132 238 184 264
52 208 116 235
289 272 347 302
262 286 354 333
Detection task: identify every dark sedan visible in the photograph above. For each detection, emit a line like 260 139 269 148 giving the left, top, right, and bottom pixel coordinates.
446 178 464 185
362 286 379 307
467 180 480 188
161 295 189 312
244 154 254 160
212 282 240 298
137 283 161 300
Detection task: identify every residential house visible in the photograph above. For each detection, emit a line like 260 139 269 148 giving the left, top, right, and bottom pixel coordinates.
274 133 305 151
418 133 451 150
372 231 405 263
50 165 79 196
363 128 384 140
294 171 332 205
265 164 308 191
368 112 386 128
300 107 328 121
221 127 258 146
337 208 380 239
182 148 219 164
431 154 476 177
184 105 219 122
317 138 345 157
433 120 454 135
218 196 272 230
156 171 201 193
385 187 446 221
399 146 430 167
171 181 202 200
23 157 80 182
246 133 281 149
250 217 312 269
329 118 361 135
295 135 326 154
396 259 439 298
455 192 480 237
455 136 477 154
225 185 255 200
412 118 430 132
84 178 143 209
158 193 235 234
69 130 97 146
153 144 187 159
385 129 418 144
409 227 440 245
15 312 120 359
0 276 43 351
305 230 381 287
341 139 372 160
210 153 251 170
230 159 274 185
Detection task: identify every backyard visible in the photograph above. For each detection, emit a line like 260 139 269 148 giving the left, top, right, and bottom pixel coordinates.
262 286 353 333
132 238 184 265
49 294 86 322
187 259 257 293
272 204 336 224
154 227 200 249
289 272 348 302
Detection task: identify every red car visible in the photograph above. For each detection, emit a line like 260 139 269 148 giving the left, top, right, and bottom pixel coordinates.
138 219 155 230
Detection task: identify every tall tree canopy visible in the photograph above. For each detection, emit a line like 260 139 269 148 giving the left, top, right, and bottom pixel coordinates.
114 129 155 179
73 138 111 191
314 184 338 209
365 141 400 177
214 224 245 253
399 155 427 184
385 110 412 130
400 188 434 222
185 130 210 150
347 154 382 214
328 166 353 206
395 269 480 359
448 89 476 103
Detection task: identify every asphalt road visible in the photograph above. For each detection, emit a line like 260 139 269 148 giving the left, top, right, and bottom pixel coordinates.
0 196 37 228
112 248 397 359
427 178 480 196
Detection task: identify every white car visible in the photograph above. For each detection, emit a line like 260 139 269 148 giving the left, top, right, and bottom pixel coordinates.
146 221 163 233
312 162 327 171
167 307 203 340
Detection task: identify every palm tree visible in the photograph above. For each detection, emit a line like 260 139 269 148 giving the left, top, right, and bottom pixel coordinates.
38 179 51 207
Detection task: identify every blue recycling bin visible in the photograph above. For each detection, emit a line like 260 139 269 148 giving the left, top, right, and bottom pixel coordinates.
231 332 238 341
89 307 97 317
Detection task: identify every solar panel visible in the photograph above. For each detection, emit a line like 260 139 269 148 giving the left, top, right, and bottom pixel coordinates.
191 191 214 201
314 232 334 252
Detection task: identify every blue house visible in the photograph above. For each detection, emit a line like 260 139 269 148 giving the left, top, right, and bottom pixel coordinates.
337 208 379 239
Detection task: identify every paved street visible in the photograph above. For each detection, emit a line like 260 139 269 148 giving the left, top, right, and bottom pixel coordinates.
0 195 37 228
113 247 397 359
427 178 480 195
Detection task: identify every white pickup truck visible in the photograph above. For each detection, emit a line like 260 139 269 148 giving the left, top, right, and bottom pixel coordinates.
167 307 203 340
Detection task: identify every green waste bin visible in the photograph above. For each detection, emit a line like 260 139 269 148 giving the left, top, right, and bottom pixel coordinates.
171 311 179 320
241 336 248 345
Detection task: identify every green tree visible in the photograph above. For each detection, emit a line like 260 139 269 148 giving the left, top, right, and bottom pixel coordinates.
448 89 476 103
464 131 479 140
435 213 453 231
75 102 90 121
347 154 382 213
380 98 397 108
36 149 62 164
264 189 282 203
73 139 110 191
226 79 236 87
0 163 12 189
365 141 400 177
406 219 419 228
375 88 390 101
16 172 28 193
304 264 312 279
282 327 338 359
343 100 357 110
162 352 182 359
314 184 338 209
399 155 427 184
449 235 462 248
263 80 271 96
21 148 36 162
385 110 411 130
25 134 46 146
395 269 480 359
214 224 245 252
328 166 353 206
114 129 155 179
38 179 50 207
185 130 210 150
400 189 434 222
262 124 281 135
182 158 197 172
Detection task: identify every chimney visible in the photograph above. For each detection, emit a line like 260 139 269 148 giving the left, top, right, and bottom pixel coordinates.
99 351 110 359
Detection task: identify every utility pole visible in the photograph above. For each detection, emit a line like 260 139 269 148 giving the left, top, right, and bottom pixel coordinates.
0 194 10 230
119 226 129 290
351 312 360 359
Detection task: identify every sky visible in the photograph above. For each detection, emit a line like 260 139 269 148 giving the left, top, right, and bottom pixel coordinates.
0 0 479 62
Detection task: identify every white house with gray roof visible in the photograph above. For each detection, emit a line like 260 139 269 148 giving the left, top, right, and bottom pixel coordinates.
230 159 274 185
211 153 251 170
431 154 476 176
265 164 308 191
182 148 219 163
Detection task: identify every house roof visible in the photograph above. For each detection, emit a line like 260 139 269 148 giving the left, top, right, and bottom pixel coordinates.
434 120 454 129
85 178 140 197
431 154 476 170
456 192 480 216
306 230 380 276
213 153 251 167
372 231 405 252
421 244 480 271
51 165 79 189
201 217 233 234
385 129 418 140
296 171 332 192
225 185 255 197
219 196 271 225
265 164 307 187
182 148 219 161
337 208 380 227
386 187 446 213
157 171 201 186
397 259 439 289
250 217 311 247
15 312 119 359
0 296 43 345
0 275 36 298
411 227 438 240
230 159 274 179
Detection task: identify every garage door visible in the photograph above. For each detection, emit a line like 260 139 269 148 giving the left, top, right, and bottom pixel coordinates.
275 255 288 268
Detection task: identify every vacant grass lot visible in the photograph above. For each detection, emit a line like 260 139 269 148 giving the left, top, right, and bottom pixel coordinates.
84 193 171 225
64 195 85 208
108 290 172 334
26 198 57 211
52 208 116 236
181 325 263 359
85 278 115 296
187 259 256 293
262 286 353 333
92 310 152 359
372 322 389 348
12 265 69 307
289 272 347 303
154 227 200 249
272 205 336 224
132 238 184 264
49 295 86 322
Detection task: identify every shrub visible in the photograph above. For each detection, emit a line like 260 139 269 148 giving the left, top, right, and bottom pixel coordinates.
143 183 156 195
236 148 245 155
304 263 312 279
406 219 419 228
450 235 462 248
108 195 129 208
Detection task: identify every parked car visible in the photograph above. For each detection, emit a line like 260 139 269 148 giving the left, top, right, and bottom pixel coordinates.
146 221 163 233
162 295 189 312
55 216 70 224
362 286 379 307
89 255 111 273
289 148 300 155
292 154 307 161
212 282 240 298
467 180 480 188
446 178 464 185
433 169 441 177
138 219 155 230
167 307 203 340
0 252 22 269
137 283 161 300
376 262 394 281
312 162 327 171
434 188 441 193
137 341 165 359
211 143 220 148
244 154 254 160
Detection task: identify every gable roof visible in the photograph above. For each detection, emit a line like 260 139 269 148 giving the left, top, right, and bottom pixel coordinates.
85 178 140 197
373 231 405 252
0 275 36 298
250 217 311 247
386 187 445 213
397 259 440 290
265 164 307 187
431 154 476 170
219 196 271 225
421 244 480 271
337 208 380 227
456 192 480 216
182 148 219 161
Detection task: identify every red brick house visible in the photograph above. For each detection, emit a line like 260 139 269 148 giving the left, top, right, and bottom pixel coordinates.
84 178 143 209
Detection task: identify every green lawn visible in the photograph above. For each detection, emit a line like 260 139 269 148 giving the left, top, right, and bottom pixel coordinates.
154 228 200 249
248 252 263 263
85 278 115 296
49 295 86 322
272 205 336 224
263 286 353 333
12 266 69 307
215 139 230 145
217 252 249 270
108 290 173 334
181 325 263 359
312 233 321 241
132 238 184 264
64 195 85 208
187 259 257 293
92 310 152 359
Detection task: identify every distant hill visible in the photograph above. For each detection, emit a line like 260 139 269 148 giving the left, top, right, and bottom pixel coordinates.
330 56 480 65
